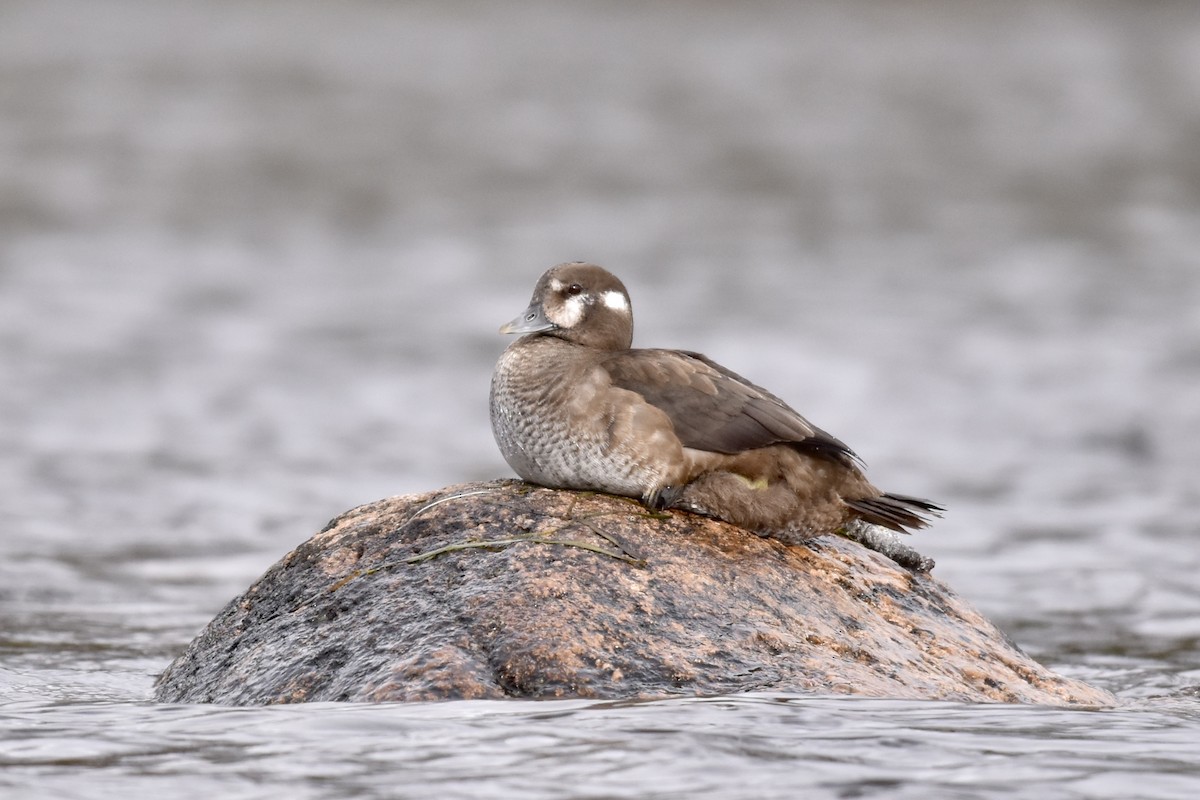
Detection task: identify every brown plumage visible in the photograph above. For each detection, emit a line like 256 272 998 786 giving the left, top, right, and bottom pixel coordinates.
489 262 941 547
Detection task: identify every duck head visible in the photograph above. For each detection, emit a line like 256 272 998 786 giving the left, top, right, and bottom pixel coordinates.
500 262 634 350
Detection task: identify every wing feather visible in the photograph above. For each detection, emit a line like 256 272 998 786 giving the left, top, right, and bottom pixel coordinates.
602 349 858 465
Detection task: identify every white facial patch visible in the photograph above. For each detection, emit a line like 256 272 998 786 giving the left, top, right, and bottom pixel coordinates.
602 290 629 313
555 294 586 328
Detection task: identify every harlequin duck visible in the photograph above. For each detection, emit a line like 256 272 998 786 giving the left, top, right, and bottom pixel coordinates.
490 262 941 548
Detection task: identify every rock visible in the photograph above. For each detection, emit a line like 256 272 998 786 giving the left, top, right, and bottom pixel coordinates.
155 480 1114 706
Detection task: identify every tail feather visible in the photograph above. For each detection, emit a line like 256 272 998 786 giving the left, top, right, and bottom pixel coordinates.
845 492 943 534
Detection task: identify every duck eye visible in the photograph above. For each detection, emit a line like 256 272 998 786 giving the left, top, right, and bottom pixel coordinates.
566 283 584 296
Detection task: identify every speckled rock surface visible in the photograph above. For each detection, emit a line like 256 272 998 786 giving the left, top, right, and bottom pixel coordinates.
155 480 1114 706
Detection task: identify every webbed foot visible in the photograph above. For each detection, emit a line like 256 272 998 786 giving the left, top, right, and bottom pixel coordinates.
645 485 684 511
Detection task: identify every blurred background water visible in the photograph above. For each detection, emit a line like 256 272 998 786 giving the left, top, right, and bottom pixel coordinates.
2 0 1199 797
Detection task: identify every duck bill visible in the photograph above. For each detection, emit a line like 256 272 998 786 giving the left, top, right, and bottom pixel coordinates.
499 302 556 335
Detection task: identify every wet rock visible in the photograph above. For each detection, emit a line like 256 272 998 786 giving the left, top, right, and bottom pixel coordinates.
155 480 1113 706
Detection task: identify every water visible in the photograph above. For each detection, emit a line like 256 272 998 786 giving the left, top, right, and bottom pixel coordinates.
1 696 1197 800
2 0 1199 796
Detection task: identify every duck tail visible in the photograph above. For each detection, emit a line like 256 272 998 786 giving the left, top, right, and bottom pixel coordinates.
845 492 943 534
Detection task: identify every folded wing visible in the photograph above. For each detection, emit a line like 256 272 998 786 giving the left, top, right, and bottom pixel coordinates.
602 349 859 466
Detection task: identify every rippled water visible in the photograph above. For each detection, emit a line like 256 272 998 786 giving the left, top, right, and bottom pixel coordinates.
3 0 1200 797
2 696 1198 800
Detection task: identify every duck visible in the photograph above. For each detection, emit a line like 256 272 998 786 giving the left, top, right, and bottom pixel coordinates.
489 262 941 555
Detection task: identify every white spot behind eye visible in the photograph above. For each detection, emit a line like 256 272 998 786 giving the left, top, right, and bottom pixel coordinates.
602 290 629 312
